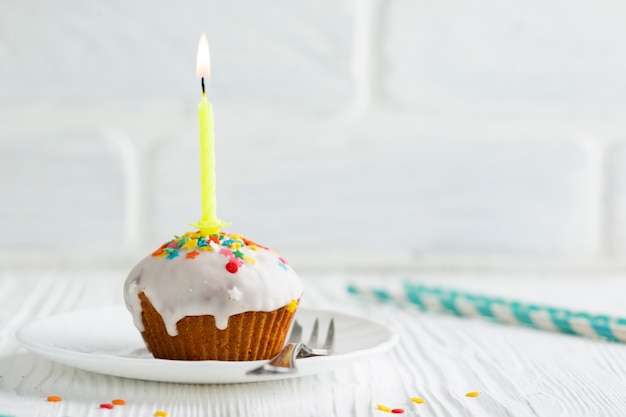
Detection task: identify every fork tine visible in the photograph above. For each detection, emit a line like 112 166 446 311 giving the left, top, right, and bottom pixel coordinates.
322 318 334 350
308 318 319 347
288 320 302 343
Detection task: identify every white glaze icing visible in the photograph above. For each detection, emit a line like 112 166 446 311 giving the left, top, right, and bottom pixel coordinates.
124 233 303 335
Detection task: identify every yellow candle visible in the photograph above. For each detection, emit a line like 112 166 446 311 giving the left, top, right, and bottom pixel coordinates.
191 33 229 234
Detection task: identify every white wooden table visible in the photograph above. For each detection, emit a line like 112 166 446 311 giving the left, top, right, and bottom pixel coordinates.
2 269 626 416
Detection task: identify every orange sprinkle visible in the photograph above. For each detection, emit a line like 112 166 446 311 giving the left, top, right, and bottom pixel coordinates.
152 248 164 257
112 399 126 405
47 395 62 402
186 250 200 259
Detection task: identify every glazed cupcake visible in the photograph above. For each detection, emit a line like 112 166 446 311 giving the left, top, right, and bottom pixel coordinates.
124 231 303 361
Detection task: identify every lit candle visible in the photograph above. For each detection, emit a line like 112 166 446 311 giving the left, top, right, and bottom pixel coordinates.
191 33 229 234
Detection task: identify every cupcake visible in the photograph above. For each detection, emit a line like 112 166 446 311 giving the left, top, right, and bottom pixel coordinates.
124 231 303 361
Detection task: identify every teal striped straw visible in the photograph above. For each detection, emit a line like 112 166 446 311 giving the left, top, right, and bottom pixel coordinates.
347 282 626 343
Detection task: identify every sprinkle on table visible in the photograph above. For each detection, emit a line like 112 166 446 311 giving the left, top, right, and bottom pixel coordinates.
376 404 391 412
465 391 480 397
46 395 62 402
154 411 168 417
410 397 425 404
391 409 405 414
112 399 126 405
100 403 114 409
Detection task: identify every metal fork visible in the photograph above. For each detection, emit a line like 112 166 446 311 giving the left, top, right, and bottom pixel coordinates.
247 318 334 375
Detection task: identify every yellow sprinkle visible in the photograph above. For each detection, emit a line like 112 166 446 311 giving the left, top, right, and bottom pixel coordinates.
285 299 298 313
230 242 241 249
465 391 480 398
243 255 256 265
249 245 259 251
376 404 391 412
229 234 243 240
154 411 168 417
183 238 197 249
411 397 425 404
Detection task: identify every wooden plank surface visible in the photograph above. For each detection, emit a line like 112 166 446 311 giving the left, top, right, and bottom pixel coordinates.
1 270 626 416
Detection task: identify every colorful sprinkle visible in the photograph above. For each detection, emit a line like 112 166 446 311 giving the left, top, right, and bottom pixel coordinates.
186 250 200 259
376 404 391 412
391 409 405 414
465 391 480 397
112 399 126 405
285 299 298 313
46 396 62 402
154 411 168 417
410 397 425 404
225 261 239 273
100 403 114 409
151 232 292 269
183 238 198 249
220 248 233 257
227 287 242 301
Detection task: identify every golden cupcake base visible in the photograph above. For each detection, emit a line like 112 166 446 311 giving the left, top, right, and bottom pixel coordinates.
138 292 297 361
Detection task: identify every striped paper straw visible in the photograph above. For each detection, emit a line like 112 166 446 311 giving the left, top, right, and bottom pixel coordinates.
347 282 626 343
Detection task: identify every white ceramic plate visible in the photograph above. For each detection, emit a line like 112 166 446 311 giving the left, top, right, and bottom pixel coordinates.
16 306 398 384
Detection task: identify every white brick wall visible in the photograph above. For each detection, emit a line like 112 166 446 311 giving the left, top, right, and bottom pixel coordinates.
2 1 626 271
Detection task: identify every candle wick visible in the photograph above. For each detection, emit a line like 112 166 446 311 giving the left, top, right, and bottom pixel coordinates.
201 78 206 94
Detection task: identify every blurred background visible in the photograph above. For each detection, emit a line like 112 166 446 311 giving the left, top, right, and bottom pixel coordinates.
2 0 626 273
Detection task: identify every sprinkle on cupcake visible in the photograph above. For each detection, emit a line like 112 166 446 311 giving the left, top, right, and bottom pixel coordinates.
151 232 288 274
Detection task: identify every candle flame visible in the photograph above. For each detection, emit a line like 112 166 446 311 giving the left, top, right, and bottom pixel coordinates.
196 33 211 80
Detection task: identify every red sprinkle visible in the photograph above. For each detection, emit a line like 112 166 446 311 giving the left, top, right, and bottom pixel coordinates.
225 261 239 273
100 403 114 409
391 409 405 414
